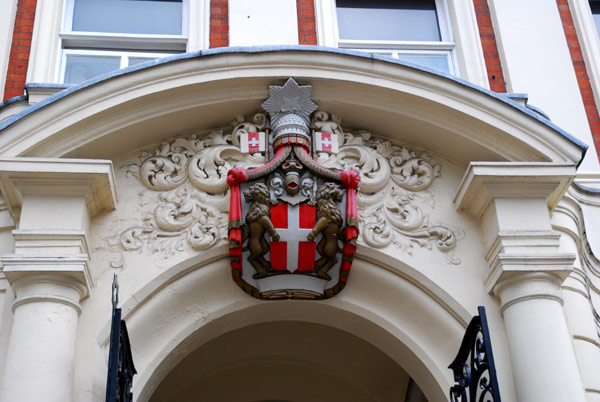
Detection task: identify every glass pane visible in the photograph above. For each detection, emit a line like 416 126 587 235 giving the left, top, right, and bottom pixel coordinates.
337 0 441 41
592 2 600 38
396 54 450 73
128 57 157 66
72 0 182 35
64 55 121 83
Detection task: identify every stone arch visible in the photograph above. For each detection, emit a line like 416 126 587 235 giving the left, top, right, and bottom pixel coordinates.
96 249 471 401
0 47 585 167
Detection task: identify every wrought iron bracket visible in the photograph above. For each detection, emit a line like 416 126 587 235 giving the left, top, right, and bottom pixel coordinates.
448 306 501 402
106 275 137 402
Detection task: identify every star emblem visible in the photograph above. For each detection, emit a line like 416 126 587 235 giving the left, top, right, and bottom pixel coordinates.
261 78 318 126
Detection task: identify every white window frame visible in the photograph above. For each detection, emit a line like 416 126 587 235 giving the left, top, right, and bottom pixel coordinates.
26 0 209 84
315 0 489 86
59 49 176 83
57 0 190 83
330 0 458 75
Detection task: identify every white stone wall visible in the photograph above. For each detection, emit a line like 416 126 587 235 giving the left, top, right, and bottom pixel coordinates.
489 0 600 172
229 0 299 46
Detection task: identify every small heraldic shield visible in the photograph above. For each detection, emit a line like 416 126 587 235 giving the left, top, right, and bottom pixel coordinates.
227 78 360 300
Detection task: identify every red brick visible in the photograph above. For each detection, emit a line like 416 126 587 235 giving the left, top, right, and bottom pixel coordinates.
473 0 506 92
556 0 600 161
296 0 316 45
209 0 228 48
3 0 37 101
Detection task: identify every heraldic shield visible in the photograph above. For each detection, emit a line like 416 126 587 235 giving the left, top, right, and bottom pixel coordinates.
227 78 360 300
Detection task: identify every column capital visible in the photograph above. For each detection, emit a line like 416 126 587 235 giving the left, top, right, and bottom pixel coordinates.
0 157 117 220
454 162 575 220
454 162 577 303
1 254 91 303
483 230 575 294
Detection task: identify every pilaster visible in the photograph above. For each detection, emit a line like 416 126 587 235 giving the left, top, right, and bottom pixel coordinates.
0 157 116 402
455 162 585 402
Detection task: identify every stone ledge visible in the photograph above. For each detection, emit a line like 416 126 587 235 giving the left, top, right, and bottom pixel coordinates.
454 162 576 219
0 157 117 220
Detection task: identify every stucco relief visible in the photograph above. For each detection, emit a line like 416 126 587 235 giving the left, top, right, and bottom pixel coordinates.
313 112 461 264
116 110 461 264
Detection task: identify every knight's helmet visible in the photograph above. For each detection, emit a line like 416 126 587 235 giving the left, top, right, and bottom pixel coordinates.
261 78 318 152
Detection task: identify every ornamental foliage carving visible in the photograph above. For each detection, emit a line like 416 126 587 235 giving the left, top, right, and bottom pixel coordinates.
120 110 460 264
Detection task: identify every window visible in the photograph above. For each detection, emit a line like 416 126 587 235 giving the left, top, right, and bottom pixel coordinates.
335 0 457 74
59 0 188 83
591 0 600 38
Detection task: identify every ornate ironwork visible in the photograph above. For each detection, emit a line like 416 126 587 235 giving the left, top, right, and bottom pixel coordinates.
448 306 501 402
106 275 137 402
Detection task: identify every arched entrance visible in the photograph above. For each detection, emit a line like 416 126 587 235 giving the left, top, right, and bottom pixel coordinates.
150 321 419 401
108 255 470 402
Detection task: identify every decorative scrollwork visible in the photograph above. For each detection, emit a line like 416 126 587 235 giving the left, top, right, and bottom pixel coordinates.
118 124 267 258
230 113 267 146
271 176 285 197
317 129 459 262
118 111 462 263
300 176 314 199
448 307 501 402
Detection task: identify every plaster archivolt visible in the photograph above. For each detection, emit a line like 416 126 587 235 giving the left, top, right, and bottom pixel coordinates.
105 255 469 402
114 111 462 265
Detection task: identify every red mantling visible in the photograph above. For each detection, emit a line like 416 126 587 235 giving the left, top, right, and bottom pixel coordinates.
342 169 360 246
342 169 360 190
227 168 247 252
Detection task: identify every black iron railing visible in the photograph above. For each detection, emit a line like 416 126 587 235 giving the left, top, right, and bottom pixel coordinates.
448 306 501 402
106 275 137 402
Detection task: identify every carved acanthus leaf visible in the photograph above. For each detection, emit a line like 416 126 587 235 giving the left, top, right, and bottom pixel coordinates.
118 112 461 263
316 124 459 263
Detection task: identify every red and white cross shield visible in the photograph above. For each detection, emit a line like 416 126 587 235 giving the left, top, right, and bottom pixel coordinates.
314 132 339 153
269 203 316 272
240 132 266 153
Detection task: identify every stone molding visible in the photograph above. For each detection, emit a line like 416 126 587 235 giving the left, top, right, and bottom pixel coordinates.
1 255 90 307
12 229 89 256
0 157 117 220
494 271 568 314
0 49 586 169
118 111 461 263
454 162 576 219
455 162 577 305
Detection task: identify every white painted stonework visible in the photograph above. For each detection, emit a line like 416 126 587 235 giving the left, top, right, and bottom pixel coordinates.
0 46 598 402
229 0 299 46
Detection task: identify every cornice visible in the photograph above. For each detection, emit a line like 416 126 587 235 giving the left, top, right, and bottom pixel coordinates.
0 47 585 168
0 157 117 220
454 162 576 219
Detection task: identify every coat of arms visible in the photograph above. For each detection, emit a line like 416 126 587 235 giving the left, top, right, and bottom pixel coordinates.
227 78 360 300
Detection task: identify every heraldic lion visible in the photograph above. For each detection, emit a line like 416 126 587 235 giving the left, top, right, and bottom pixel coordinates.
244 183 280 279
306 182 344 280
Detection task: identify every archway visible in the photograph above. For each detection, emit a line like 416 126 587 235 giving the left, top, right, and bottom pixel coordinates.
107 254 470 402
149 321 422 402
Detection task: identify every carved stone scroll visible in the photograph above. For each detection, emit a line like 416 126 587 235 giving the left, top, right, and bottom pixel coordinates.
117 109 461 264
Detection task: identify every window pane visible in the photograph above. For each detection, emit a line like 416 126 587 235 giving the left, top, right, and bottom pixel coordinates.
395 54 450 73
64 55 121 83
337 0 441 41
591 2 600 38
72 0 182 35
128 57 157 66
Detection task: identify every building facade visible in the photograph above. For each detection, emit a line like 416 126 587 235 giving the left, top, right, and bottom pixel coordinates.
0 0 599 401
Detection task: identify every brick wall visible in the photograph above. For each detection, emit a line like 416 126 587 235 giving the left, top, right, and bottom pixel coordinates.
297 0 317 45
3 0 36 102
472 0 507 92
557 0 600 162
210 0 229 48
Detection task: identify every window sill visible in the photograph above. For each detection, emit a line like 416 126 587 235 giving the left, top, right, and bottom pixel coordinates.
338 39 455 51
60 32 188 52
